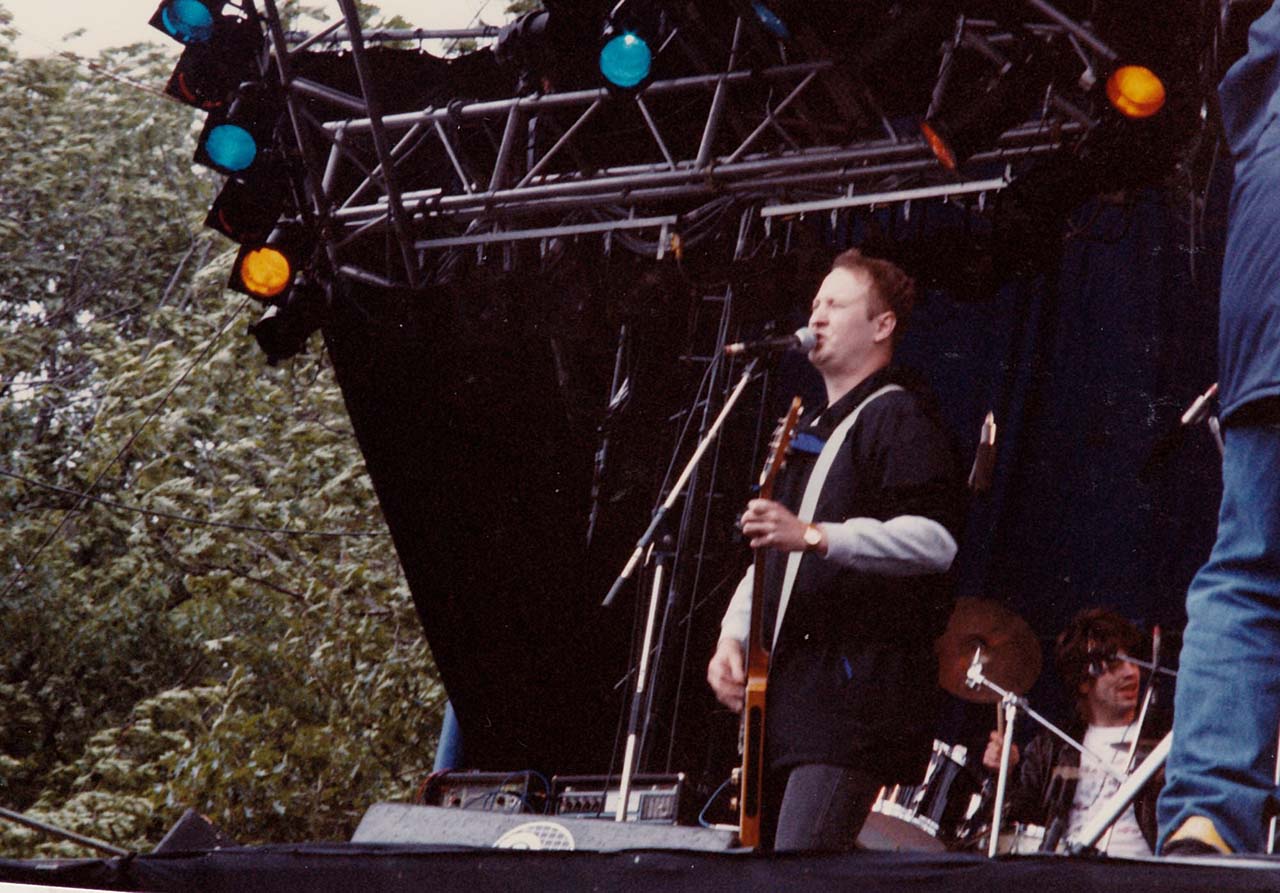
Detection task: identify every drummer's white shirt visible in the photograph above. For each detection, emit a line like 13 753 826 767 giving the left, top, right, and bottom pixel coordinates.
1066 723 1151 857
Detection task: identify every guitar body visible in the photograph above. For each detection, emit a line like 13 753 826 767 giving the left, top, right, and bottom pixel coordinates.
738 396 803 849
738 667 769 847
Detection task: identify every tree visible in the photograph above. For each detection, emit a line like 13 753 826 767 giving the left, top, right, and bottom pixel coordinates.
0 10 443 857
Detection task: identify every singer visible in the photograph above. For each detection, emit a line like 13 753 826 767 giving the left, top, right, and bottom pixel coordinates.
982 608 1167 856
706 247 964 851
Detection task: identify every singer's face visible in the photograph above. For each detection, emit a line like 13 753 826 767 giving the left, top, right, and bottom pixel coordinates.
807 268 894 374
1084 653 1141 725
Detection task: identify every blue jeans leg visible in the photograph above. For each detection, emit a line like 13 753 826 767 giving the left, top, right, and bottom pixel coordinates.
1157 423 1280 853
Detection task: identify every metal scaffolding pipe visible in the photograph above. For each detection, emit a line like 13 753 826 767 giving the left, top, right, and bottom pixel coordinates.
321 63 833 134
335 0 420 286
329 119 1077 224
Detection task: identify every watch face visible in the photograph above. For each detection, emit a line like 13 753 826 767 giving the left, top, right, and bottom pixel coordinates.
804 525 822 547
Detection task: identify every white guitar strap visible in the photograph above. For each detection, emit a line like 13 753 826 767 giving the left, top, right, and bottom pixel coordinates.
771 384 903 648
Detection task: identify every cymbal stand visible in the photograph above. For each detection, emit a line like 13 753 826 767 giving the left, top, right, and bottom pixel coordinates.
964 650 1126 857
988 694 1017 858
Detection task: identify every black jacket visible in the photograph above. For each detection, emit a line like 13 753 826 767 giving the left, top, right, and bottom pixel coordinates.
761 366 965 783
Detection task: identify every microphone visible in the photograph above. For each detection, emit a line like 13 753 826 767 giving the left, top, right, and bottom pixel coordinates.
1179 382 1219 426
724 327 816 357
967 410 997 494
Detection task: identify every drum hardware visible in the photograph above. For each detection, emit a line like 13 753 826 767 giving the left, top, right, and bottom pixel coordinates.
857 739 981 852
936 597 1042 704
973 821 1063 855
964 648 1127 858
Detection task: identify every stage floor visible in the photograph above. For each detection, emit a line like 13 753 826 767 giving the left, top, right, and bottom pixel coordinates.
4 841 1280 892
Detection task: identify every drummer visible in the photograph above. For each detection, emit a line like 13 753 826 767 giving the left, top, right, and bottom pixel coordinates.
982 608 1165 856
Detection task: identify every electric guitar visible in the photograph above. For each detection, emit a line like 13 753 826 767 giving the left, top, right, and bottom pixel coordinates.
738 395 803 849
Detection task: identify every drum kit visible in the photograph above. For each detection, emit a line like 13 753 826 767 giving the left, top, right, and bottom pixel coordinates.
857 597 1060 856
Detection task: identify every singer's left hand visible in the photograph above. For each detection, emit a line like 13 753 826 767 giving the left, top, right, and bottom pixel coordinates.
741 499 812 552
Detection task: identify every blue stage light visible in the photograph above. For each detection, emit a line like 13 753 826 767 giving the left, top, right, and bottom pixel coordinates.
599 31 652 89
751 2 791 40
157 0 215 44
204 124 257 172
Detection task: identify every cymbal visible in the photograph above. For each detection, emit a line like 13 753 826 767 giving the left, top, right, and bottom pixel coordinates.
936 597 1042 703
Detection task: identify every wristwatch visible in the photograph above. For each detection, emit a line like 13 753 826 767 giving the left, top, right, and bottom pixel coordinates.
802 523 824 552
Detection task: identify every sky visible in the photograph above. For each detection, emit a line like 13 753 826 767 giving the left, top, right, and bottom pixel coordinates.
5 0 510 58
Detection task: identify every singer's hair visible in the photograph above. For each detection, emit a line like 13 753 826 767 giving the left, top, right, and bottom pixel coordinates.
829 248 916 341
1055 607 1145 724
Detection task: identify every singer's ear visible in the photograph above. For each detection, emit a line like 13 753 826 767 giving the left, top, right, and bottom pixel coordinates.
873 310 897 344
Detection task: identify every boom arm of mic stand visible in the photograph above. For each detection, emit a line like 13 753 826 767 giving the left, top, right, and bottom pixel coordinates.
601 358 761 607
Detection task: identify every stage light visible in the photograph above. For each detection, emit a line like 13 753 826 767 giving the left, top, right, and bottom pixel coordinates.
920 81 1027 173
236 246 292 299
920 40 1054 171
205 124 257 172
194 85 279 176
750 2 791 40
248 281 326 366
599 28 652 89
920 120 958 171
1106 65 1166 119
164 18 263 111
205 169 286 244
229 224 312 303
149 0 218 44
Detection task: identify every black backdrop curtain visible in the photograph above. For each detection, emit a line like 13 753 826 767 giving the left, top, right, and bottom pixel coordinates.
324 175 1227 778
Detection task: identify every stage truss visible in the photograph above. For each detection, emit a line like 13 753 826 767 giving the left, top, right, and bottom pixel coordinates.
244 0 1211 290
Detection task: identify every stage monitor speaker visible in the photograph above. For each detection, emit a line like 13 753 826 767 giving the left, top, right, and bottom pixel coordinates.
352 803 739 852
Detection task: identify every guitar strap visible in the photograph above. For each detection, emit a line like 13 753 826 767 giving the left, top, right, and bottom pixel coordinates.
771 384 903 648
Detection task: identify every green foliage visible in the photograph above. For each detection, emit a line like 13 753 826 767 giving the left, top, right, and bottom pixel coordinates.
505 0 543 15
0 21 443 857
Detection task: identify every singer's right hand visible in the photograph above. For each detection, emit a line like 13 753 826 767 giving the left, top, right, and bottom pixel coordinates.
982 730 1021 772
707 638 746 713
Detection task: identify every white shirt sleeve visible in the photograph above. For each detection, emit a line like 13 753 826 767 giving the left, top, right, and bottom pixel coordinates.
819 515 957 576
719 569 753 645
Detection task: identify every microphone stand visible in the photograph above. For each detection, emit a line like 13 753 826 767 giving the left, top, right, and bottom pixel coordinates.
603 357 761 822
602 357 761 608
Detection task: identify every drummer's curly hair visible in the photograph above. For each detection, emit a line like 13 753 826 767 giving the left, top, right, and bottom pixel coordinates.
1055 607 1146 723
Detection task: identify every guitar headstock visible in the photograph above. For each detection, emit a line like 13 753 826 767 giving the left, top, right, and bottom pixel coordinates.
757 396 803 495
